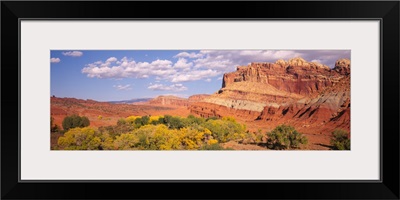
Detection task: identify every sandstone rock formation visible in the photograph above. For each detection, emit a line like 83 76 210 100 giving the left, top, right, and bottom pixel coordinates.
190 57 351 134
147 95 190 107
188 94 210 103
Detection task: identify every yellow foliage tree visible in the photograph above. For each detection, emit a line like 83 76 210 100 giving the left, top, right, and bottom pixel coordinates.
149 116 160 123
114 133 139 150
58 127 100 150
126 116 140 124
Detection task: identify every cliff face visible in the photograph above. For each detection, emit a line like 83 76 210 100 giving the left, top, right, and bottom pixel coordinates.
222 57 345 96
190 57 351 134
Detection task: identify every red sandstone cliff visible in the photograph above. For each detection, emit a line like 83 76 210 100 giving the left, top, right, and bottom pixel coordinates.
189 57 351 134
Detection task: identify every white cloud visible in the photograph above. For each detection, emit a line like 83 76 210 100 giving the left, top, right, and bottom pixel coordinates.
217 77 223 80
173 58 193 69
82 57 175 79
205 78 212 82
148 83 187 92
82 50 350 83
300 50 351 68
62 51 83 57
174 52 203 58
106 57 117 63
50 57 60 63
192 50 302 72
190 50 350 71
170 69 220 83
113 84 132 91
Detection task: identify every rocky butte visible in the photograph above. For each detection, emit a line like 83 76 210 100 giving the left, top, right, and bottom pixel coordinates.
147 95 190 107
189 57 350 135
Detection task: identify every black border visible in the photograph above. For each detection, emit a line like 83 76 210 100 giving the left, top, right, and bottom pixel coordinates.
2 1 399 199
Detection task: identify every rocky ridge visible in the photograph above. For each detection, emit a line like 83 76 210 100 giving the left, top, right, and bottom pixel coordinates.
189 57 351 134
147 95 190 107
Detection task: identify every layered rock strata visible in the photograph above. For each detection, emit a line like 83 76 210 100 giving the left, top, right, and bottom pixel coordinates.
189 57 351 133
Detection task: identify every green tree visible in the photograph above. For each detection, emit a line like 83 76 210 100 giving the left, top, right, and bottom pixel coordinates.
185 115 205 126
62 115 90 131
266 125 308 150
80 116 90 127
162 115 185 129
62 116 73 131
141 116 150 125
330 129 350 150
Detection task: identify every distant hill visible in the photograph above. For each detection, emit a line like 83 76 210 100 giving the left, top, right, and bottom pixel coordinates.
147 95 189 107
107 98 152 104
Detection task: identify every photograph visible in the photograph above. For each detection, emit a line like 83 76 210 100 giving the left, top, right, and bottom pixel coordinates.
50 50 351 151
2 0 398 199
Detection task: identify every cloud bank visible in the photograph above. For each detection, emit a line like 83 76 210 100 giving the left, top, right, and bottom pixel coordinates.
82 50 350 85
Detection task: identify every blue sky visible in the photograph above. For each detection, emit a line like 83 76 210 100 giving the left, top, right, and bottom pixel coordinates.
50 50 350 101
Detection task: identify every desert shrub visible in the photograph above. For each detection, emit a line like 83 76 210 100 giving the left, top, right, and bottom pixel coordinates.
99 133 115 150
151 125 182 150
57 127 101 150
80 116 90 127
51 124 60 133
203 117 247 143
162 115 185 129
266 125 308 150
117 118 127 125
59 115 253 150
330 129 350 150
114 133 139 150
149 116 160 123
207 139 218 145
50 117 60 133
151 116 165 125
123 116 152 128
111 124 216 150
126 116 140 124
140 116 150 125
185 115 206 126
98 122 134 138
200 143 233 150
255 134 264 143
179 127 212 150
206 116 218 121
134 125 157 150
62 114 90 131
222 116 236 122
58 127 115 150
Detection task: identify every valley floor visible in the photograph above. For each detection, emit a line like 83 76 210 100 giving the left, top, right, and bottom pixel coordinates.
51 104 335 150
